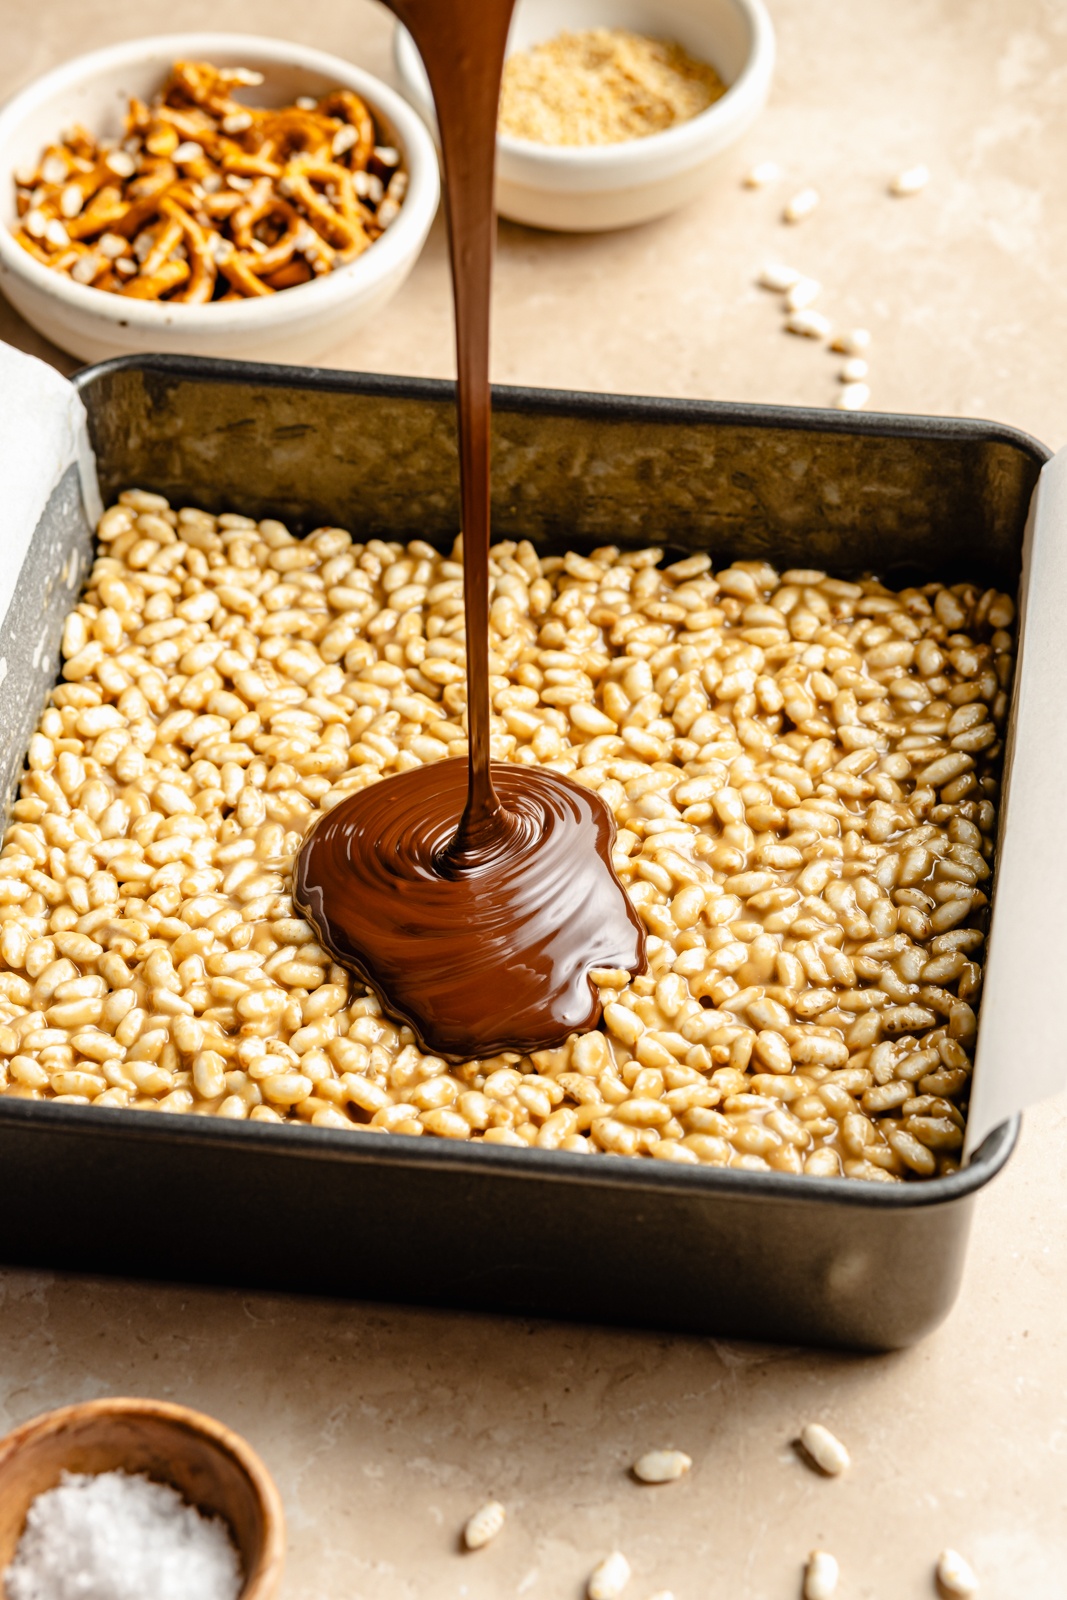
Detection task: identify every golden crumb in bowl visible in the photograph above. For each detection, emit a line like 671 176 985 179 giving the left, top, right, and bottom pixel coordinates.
498 28 726 146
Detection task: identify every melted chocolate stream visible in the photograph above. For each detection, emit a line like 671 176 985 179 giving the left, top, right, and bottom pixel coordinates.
392 0 511 862
293 0 646 1058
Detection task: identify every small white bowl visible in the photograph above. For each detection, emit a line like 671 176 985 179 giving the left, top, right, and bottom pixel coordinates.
394 0 774 232
0 34 440 364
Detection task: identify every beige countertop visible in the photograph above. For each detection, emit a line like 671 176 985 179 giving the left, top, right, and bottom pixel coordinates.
2 0 1066 1594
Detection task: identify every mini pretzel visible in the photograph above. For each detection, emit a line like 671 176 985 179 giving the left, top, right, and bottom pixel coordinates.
50 248 84 273
63 124 97 161
220 148 284 181
11 231 51 265
230 193 302 276
317 90 375 170
262 259 313 290
293 223 338 276
137 216 183 278
111 165 179 239
281 162 369 256
143 120 180 159
155 105 218 142
65 184 127 240
10 58 405 301
201 191 246 221
62 157 114 211
124 98 151 139
120 258 189 297
169 60 258 122
260 109 335 163
165 180 206 214
217 247 273 297
159 196 217 304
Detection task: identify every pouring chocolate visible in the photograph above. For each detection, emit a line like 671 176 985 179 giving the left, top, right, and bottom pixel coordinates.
294 0 646 1058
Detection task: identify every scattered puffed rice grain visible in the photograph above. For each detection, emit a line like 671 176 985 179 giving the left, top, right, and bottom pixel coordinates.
44 218 70 249
783 186 820 222
835 382 871 411
744 160 781 187
463 1500 506 1550
632 1450 692 1484
840 357 869 381
785 276 821 312
831 327 871 355
589 1551 632 1600
295 95 318 110
758 262 802 292
799 1423 851 1476
890 163 930 196
804 1550 839 1600
937 1549 979 1597
786 310 831 339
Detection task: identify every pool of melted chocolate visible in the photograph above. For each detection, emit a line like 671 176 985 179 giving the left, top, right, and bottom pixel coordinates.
295 759 644 1059
293 0 647 1057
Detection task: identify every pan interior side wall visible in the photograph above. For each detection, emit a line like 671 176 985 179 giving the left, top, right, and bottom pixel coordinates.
0 465 94 815
81 367 1040 589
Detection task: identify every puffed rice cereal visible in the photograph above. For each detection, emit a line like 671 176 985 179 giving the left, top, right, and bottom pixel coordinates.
0 492 1012 1185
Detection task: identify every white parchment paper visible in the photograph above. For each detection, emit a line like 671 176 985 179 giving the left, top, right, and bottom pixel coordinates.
966 445 1067 1155
0 341 100 622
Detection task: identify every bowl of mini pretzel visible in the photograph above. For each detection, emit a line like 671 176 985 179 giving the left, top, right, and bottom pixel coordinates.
0 33 440 363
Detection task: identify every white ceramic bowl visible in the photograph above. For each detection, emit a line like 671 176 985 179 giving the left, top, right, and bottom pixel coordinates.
0 34 440 364
394 0 774 232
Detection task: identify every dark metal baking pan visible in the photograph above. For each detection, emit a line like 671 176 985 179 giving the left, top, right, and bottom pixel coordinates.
0 354 1043 1351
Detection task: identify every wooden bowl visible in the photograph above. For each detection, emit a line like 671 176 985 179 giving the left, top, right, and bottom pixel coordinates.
0 1397 285 1598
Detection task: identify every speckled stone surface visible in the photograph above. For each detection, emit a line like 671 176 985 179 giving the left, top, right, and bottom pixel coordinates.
1 1 1066 1594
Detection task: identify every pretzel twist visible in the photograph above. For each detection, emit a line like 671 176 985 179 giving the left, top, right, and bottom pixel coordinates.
317 89 376 170
230 193 302 276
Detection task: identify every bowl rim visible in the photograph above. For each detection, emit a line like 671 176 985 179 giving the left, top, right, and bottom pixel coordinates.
0 1395 286 1596
0 31 440 329
394 0 775 171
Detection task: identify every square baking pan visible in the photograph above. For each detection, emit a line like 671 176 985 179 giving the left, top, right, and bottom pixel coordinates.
0 354 1046 1352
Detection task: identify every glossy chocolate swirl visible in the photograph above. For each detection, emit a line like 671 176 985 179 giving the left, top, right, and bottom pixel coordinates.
294 0 647 1055
295 759 645 1059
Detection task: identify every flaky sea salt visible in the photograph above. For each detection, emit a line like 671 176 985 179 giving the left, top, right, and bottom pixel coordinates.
5 1469 242 1600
